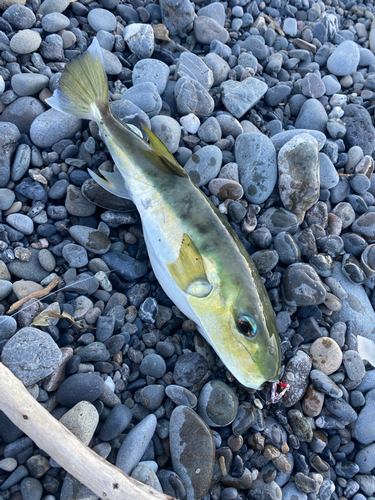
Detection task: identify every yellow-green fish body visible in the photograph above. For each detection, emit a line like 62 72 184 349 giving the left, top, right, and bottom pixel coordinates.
47 38 281 389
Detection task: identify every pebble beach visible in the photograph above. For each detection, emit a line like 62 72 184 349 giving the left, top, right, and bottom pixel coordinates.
1 0 375 499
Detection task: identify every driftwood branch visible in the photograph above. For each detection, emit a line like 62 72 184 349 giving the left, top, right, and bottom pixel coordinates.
6 276 59 315
0 362 175 500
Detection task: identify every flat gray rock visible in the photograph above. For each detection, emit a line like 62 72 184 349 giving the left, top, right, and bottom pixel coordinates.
327 40 360 76
30 108 81 149
170 406 215 500
235 132 277 204
7 248 49 282
1 327 62 386
220 77 268 119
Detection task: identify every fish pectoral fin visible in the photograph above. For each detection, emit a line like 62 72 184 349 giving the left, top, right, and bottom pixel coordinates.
88 168 133 201
142 125 188 178
167 233 212 298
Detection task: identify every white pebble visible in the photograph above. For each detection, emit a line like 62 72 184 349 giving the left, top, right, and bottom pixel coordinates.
180 113 200 134
104 376 115 392
0 458 17 472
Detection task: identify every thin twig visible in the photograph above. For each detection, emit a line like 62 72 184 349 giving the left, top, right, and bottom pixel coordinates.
6 276 59 315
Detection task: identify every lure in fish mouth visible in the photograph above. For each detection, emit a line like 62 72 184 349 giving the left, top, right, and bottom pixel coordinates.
46 38 282 390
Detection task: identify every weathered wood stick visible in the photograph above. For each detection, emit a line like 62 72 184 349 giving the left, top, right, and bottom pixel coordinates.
0 362 175 500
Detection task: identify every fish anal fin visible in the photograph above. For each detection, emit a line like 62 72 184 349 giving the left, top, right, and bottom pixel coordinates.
167 234 212 298
142 125 188 178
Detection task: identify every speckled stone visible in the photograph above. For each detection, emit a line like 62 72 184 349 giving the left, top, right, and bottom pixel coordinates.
60 401 99 445
302 385 325 417
280 350 312 407
310 337 342 375
170 406 215 500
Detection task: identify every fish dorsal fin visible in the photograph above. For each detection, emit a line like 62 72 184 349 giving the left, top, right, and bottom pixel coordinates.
88 168 133 201
142 125 188 178
167 233 212 298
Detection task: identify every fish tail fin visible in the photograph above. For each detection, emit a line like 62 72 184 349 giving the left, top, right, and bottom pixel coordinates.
46 37 108 120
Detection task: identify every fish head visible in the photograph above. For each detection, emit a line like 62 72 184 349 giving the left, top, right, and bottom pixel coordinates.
196 279 281 390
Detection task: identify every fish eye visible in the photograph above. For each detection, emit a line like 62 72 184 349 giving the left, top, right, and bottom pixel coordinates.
237 314 257 338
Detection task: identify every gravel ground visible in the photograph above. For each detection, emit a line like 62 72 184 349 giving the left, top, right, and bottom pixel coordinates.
1 0 375 500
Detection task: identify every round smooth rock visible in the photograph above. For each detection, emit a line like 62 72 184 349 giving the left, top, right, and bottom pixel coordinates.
62 243 88 268
327 41 360 76
11 74 49 97
310 369 343 398
165 385 197 408
278 134 319 213
319 152 339 189
280 350 312 407
356 444 375 473
282 263 326 306
258 207 299 236
131 464 162 493
9 29 41 54
159 0 195 36
56 373 104 407
101 252 147 281
310 338 342 375
302 385 325 417
41 12 70 32
0 122 21 188
132 59 169 95
1 327 62 386
140 354 166 379
150 116 181 154
194 16 229 44
115 414 157 475
122 83 161 118
6 214 33 235
197 380 238 427
3 4 35 29
100 404 132 441
0 281 12 301
20 477 43 500
208 178 243 200
0 188 15 210
203 53 230 87
30 109 81 149
65 184 96 217
170 406 215 500
69 225 111 255
7 248 49 282
343 350 365 381
123 23 154 59
59 401 99 445
235 132 277 204
184 145 222 187
87 8 116 32
294 99 328 133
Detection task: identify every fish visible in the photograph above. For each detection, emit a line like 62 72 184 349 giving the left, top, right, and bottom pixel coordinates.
46 38 281 389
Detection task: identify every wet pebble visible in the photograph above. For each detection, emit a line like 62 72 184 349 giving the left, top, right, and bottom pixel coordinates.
197 380 238 427
169 406 215 500
282 263 326 306
280 350 312 407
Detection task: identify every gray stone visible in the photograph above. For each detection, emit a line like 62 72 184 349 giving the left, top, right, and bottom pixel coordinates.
65 184 96 217
111 100 150 130
203 53 230 87
69 225 111 255
280 350 313 407
30 109 82 149
131 464 162 492
235 132 277 204
327 40 360 76
6 214 33 235
331 262 375 339
132 59 169 95
101 252 148 281
175 77 214 117
197 117 221 143
170 406 215 500
159 0 195 36
9 29 41 54
101 47 122 75
194 16 229 44
282 263 326 306
271 129 326 150
0 97 45 135
343 104 375 156
3 4 36 29
175 52 213 91
355 444 375 473
122 83 162 118
7 248 49 282
0 188 15 210
56 373 104 407
11 144 31 182
11 74 49 97
184 145 222 187
257 207 299 236
241 36 268 60
1 327 62 386
319 152 339 189
150 116 181 154
62 244 88 268
116 414 157 475
0 280 12 301
197 380 238 427
197 3 225 26
123 23 154 59
295 98 328 133
278 134 320 214
0 122 20 188
41 12 70 32
221 77 268 119
88 8 117 32
353 389 375 444
100 404 132 442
